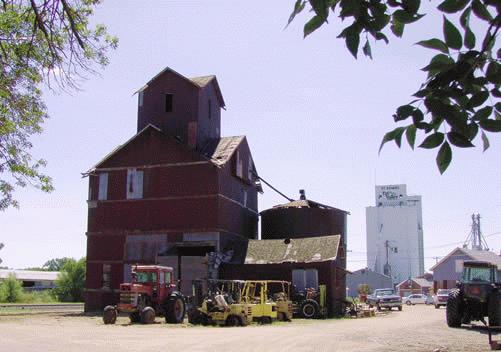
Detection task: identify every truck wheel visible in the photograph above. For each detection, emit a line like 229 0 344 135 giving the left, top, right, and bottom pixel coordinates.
103 306 117 325
300 299 320 319
165 293 186 324
446 289 462 328
129 312 140 323
140 306 156 324
488 291 501 327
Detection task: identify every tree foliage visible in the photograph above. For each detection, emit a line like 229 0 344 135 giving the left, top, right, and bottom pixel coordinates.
43 257 72 271
0 0 117 210
53 257 85 302
288 0 500 173
0 273 23 302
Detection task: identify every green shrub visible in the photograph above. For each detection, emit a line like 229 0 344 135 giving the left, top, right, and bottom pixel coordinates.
0 274 23 302
21 290 57 303
53 257 85 302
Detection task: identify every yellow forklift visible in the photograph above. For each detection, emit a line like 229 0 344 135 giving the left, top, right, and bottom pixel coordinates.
189 279 253 327
241 280 293 323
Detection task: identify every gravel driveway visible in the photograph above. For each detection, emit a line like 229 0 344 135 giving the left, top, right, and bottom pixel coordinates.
0 305 494 351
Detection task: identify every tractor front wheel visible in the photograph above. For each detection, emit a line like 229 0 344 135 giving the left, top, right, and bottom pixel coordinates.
165 294 186 324
140 306 156 324
300 299 320 319
446 289 463 328
103 306 117 325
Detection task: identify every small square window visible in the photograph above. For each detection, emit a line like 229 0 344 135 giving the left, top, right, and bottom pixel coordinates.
165 94 173 112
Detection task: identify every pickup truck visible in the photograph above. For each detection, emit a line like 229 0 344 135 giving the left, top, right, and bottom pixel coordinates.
367 288 402 311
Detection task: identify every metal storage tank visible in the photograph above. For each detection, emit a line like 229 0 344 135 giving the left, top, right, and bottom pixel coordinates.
260 190 349 246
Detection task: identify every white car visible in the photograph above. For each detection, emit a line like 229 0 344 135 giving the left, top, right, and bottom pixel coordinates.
404 294 430 305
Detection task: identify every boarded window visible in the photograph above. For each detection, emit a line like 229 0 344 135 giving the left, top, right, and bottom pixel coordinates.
235 150 243 178
102 264 111 289
124 235 168 262
98 172 108 200
165 94 173 112
455 259 464 273
138 91 144 107
126 168 143 199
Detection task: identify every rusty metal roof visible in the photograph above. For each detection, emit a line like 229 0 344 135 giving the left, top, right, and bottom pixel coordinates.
262 199 349 214
244 235 341 264
190 75 215 87
201 136 245 166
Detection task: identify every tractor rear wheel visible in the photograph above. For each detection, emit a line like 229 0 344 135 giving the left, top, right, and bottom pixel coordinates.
129 312 140 323
140 306 156 324
300 299 320 319
165 293 186 324
103 306 117 325
488 291 501 327
446 289 463 328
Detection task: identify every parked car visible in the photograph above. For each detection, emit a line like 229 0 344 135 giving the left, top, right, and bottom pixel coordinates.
367 288 402 311
433 289 451 309
404 294 431 305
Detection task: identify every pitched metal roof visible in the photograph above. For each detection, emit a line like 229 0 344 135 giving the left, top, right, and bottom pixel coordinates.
244 235 341 264
430 247 501 271
0 269 59 281
135 67 226 107
201 136 245 166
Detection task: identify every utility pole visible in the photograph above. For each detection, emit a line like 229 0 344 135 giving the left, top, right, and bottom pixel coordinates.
383 240 398 278
432 256 441 264
463 213 489 251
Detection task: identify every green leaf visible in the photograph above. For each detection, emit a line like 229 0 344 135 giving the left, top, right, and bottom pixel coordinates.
393 10 425 24
436 141 452 174
310 0 329 19
419 132 445 149
459 7 471 29
471 0 492 22
416 38 449 54
464 27 475 49
468 91 489 108
391 20 404 37
288 0 306 26
363 40 373 59
394 105 415 121
443 16 462 50
486 62 501 84
467 122 479 139
304 15 326 37
437 0 470 13
346 31 360 58
375 32 389 44
447 131 474 147
421 53 454 73
495 103 501 112
479 119 501 132
472 106 493 120
406 125 417 149
481 130 490 151
403 0 421 13
379 127 406 153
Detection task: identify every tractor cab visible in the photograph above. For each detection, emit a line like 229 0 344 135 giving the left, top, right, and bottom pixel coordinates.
460 261 498 303
120 265 176 301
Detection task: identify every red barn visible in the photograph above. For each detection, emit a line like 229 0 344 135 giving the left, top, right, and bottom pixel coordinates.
84 67 262 311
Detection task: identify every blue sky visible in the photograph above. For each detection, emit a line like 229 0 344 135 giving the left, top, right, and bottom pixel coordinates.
1 0 500 271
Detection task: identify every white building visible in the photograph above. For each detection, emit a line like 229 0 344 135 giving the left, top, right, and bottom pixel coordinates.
366 185 424 284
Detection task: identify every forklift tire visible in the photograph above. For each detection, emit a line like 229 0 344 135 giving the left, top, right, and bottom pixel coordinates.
165 293 186 324
140 306 156 324
446 289 462 328
398 306 402 311
103 306 117 325
277 312 286 321
488 291 501 327
260 316 272 325
300 299 320 319
129 312 141 323
187 308 202 325
225 315 241 327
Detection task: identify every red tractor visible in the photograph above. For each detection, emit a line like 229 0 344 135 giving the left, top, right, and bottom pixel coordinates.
102 265 186 325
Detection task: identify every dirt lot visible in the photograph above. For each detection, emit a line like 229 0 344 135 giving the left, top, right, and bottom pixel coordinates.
0 305 495 352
